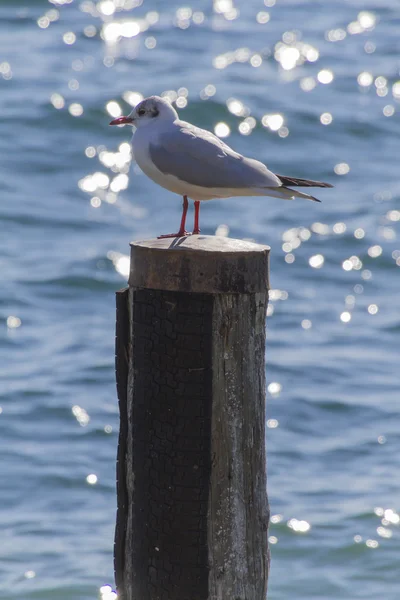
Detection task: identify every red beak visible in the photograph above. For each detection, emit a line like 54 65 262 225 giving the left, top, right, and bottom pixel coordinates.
109 116 134 126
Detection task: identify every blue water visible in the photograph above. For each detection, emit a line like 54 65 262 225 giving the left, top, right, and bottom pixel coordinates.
1 0 399 598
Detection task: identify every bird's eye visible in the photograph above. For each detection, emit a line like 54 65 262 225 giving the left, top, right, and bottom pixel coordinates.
137 108 145 116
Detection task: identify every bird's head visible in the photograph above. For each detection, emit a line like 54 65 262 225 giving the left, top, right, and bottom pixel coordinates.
109 96 178 128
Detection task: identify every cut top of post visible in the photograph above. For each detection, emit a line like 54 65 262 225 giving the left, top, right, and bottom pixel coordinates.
129 235 270 294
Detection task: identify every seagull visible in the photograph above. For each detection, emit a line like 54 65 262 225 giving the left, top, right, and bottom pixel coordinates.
110 95 332 238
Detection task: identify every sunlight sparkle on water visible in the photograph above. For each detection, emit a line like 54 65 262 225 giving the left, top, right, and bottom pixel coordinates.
79 172 110 192
44 9 60 22
83 25 97 38
0 61 12 80
100 585 117 600
98 1 116 16
106 101 122 118
387 210 400 222
361 269 372 280
320 112 333 125
214 122 230 138
318 69 334 84
358 71 373 87
214 0 232 14
309 254 324 268
69 103 84 117
215 224 229 237
274 36 319 71
99 151 117 168
269 289 288 301
7 316 21 329
50 93 65 109
192 12 205 25
342 256 362 271
375 76 387 90
287 519 311 533
123 91 143 107
213 0 238 20
262 114 284 131
271 514 282 523
176 96 187 108
368 245 382 258
300 77 316 92
68 79 79 91
377 526 392 539
24 570 36 579
333 222 346 234
38 16 50 29
326 28 346 42
91 197 101 208
311 222 330 235
227 98 247 116
107 251 130 279
383 509 400 524
268 382 282 396
102 21 141 43
343 260 353 271
334 163 350 175
354 228 365 239
213 55 228 70
348 11 376 35
268 536 278 544
358 11 377 30
278 126 289 137
250 54 263 68
257 11 270 24
200 85 216 100
275 46 300 70
392 81 400 99
110 173 129 192
368 304 378 315
382 104 396 117
364 41 376 54
239 117 256 135
340 311 351 323
85 146 96 158
145 36 157 49
63 31 76 45
72 405 90 426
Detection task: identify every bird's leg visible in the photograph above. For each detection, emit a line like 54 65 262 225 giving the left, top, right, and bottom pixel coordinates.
192 201 201 235
157 195 191 239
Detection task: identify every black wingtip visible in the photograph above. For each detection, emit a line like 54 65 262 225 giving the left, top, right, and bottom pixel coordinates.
277 175 334 189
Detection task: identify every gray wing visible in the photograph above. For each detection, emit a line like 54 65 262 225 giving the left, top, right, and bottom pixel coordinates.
149 121 281 189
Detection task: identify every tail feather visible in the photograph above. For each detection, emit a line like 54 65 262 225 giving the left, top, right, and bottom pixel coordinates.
269 186 321 202
277 175 333 189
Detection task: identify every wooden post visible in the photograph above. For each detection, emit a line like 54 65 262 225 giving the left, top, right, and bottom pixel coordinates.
115 235 270 600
